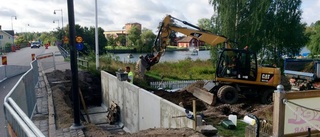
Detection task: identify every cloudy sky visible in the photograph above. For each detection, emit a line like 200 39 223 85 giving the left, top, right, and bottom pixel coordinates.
0 0 319 33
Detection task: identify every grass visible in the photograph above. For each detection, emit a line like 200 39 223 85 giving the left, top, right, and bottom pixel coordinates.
216 120 247 137
147 59 215 80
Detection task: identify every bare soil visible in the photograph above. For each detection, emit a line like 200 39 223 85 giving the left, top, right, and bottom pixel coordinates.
46 70 274 137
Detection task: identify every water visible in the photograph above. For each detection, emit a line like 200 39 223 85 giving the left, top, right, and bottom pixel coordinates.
112 50 211 63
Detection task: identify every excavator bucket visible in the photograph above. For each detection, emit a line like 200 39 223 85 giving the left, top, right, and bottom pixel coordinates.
181 81 216 105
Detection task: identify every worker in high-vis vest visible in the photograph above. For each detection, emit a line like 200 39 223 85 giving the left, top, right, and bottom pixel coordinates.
125 66 134 83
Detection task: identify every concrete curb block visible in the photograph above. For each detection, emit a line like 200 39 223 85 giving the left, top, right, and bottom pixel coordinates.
40 65 56 137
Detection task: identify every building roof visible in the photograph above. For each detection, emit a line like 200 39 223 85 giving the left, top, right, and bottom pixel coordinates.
0 30 13 37
177 36 194 43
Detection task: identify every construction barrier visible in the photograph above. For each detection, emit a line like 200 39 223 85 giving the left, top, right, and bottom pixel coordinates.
36 54 53 60
11 45 16 52
36 52 56 71
31 54 35 61
2 55 7 65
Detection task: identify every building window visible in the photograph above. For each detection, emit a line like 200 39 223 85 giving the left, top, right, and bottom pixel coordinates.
0 35 3 39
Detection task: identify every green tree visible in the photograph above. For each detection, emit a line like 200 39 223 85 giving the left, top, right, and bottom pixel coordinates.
197 17 219 67
107 35 116 47
261 0 307 63
127 26 141 46
197 17 218 33
209 0 307 65
140 28 156 52
115 35 126 46
72 25 107 55
306 21 320 56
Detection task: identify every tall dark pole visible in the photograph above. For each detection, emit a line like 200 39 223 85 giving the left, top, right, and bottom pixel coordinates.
67 0 82 129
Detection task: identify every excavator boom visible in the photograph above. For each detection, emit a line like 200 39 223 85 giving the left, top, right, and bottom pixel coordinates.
140 15 232 71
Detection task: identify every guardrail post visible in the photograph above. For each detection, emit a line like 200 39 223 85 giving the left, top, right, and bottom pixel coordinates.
2 55 7 65
52 52 56 70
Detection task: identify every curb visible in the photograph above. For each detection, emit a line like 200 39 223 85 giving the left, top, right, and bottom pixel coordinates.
40 65 56 137
41 65 85 137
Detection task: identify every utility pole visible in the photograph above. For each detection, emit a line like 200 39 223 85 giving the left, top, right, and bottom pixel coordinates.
95 0 99 70
67 0 83 130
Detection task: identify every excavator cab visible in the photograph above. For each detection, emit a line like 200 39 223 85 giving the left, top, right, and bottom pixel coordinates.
216 49 258 81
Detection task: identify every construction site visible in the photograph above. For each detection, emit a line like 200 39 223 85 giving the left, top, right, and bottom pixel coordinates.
44 15 320 137
46 69 276 137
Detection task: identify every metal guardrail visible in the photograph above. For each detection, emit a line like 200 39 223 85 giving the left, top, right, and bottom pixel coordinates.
3 60 45 137
77 58 89 70
57 45 70 58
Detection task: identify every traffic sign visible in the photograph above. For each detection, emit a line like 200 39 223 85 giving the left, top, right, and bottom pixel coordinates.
63 36 69 44
76 43 84 50
76 36 83 43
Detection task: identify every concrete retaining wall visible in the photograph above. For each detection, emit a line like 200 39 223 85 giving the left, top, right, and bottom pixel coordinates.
0 65 30 82
101 71 193 133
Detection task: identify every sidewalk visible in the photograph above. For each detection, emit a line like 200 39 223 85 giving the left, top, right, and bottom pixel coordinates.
32 46 84 137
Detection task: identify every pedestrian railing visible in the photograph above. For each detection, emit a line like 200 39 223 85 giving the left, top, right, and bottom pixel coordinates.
57 45 70 59
77 57 89 70
149 80 209 90
3 60 45 137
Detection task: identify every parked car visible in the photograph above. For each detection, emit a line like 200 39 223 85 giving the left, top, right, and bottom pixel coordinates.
31 41 41 48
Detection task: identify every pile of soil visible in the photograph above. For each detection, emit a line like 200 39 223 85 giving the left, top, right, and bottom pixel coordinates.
153 89 273 125
46 70 273 136
153 90 207 111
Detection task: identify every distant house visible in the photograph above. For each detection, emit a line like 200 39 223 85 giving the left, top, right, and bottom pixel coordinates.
0 25 14 50
104 23 142 39
104 23 142 46
176 36 204 48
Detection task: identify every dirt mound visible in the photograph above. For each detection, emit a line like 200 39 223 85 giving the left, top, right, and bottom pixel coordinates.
46 70 101 107
152 89 272 126
153 90 207 111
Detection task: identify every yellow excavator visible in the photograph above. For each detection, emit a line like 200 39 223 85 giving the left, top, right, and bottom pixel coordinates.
140 15 281 105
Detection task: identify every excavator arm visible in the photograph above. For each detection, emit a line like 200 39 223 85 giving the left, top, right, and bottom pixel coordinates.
142 15 232 70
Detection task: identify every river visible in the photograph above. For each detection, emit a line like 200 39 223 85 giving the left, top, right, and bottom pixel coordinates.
112 50 212 63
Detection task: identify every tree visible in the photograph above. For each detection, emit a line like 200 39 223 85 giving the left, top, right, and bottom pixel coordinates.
197 17 220 68
107 35 116 47
306 21 320 56
197 16 218 33
140 28 156 52
209 0 307 65
72 25 107 55
127 26 141 46
115 35 126 46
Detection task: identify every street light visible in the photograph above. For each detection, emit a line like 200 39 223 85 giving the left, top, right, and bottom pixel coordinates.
25 24 30 32
53 20 60 28
54 9 63 29
11 16 17 30
11 16 17 45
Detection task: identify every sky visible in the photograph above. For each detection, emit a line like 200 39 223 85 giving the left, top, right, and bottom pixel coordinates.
0 0 319 33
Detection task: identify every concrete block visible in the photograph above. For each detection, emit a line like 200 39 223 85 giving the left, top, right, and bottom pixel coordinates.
196 125 218 136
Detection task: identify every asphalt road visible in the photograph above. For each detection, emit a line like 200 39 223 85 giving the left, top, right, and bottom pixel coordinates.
0 46 47 137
